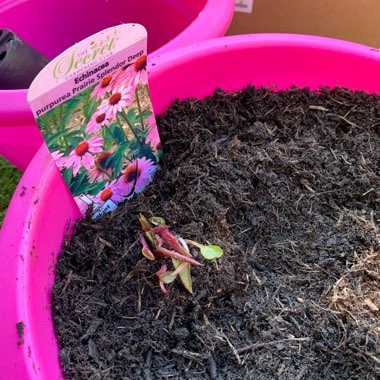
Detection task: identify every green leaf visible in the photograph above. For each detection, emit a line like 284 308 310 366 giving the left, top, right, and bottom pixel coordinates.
186 240 224 260
61 110 75 127
45 129 70 147
66 136 83 149
62 168 73 184
112 124 127 144
70 169 88 194
156 149 164 162
200 245 223 260
138 214 152 231
106 143 129 176
134 143 157 163
159 271 177 284
81 85 95 99
173 258 192 294
45 127 83 147
142 110 152 120
66 94 85 110
127 108 138 124
36 115 47 126
79 180 107 195
150 216 166 226
83 98 97 122
50 107 61 125
36 117 55 134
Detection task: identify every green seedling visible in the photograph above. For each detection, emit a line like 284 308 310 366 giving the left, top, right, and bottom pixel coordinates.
150 216 166 226
140 235 155 261
138 214 224 294
185 240 224 260
155 264 169 294
156 246 202 266
172 259 192 293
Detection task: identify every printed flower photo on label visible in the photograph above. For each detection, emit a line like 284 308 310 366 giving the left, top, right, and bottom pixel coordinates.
37 55 161 218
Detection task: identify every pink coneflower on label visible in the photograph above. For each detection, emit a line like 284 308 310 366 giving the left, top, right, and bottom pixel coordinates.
145 115 161 150
94 180 124 205
86 111 111 134
98 86 133 120
112 55 148 90
87 151 113 183
130 54 148 86
51 150 66 171
65 136 104 176
91 75 114 100
115 157 156 196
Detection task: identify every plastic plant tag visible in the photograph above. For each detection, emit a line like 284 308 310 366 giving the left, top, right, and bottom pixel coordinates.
27 24 162 218
235 0 254 13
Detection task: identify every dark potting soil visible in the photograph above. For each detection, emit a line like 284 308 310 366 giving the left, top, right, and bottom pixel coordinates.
53 86 380 380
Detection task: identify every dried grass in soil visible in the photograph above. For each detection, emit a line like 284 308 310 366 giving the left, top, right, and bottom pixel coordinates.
53 87 380 379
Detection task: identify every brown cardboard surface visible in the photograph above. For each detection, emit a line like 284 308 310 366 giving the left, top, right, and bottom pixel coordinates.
228 0 380 48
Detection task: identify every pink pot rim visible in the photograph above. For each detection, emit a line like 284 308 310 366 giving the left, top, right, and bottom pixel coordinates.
149 32 379 71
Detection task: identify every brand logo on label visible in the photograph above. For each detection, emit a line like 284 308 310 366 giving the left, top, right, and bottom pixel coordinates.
53 29 119 80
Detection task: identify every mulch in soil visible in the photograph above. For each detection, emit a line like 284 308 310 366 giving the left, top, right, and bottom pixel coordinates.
52 86 380 379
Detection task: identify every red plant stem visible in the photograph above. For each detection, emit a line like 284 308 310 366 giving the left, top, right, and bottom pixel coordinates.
159 230 192 257
156 263 169 294
159 281 169 294
150 226 170 233
171 261 189 277
140 235 155 260
156 263 167 275
157 247 202 266
154 234 163 247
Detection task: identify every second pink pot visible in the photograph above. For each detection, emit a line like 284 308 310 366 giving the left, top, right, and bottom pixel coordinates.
0 0 234 170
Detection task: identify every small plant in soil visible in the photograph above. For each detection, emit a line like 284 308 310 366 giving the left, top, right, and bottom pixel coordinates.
139 213 223 293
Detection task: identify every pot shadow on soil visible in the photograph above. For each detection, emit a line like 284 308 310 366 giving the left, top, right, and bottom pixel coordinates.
53 86 380 379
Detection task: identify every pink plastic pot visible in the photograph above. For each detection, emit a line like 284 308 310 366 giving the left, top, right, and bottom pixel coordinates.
2 34 380 379
0 0 234 171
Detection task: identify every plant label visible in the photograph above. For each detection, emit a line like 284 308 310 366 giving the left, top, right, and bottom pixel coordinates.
235 0 254 13
28 24 162 218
